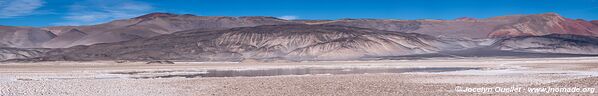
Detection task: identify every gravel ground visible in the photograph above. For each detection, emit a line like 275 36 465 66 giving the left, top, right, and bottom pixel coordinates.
0 79 188 96
180 74 597 96
2 74 594 96
1 57 597 96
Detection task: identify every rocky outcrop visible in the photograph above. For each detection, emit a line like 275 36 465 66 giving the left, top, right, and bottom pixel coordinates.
0 47 50 61
31 24 474 61
491 34 598 54
145 60 175 64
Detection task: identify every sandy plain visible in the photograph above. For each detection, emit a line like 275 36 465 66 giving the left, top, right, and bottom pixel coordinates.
1 57 598 96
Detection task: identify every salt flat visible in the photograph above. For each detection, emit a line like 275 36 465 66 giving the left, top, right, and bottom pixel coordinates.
1 57 597 96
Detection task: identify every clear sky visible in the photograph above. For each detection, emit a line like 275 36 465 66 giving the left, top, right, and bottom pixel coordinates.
0 0 596 27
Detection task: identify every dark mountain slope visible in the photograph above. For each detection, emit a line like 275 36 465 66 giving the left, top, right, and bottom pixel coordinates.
491 34 598 54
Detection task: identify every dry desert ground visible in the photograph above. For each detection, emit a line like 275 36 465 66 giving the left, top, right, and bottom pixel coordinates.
1 57 598 96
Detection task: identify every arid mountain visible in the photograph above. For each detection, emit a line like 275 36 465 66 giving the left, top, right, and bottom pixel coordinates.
318 19 422 32
0 26 56 48
28 24 474 61
2 12 598 62
304 13 598 39
491 34 598 54
332 13 597 39
41 13 300 48
313 17 519 39
1 12 596 48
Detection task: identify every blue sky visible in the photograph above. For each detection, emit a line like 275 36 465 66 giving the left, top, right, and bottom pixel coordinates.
0 0 597 27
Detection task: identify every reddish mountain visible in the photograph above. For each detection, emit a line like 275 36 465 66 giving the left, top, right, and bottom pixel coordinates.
489 13 598 38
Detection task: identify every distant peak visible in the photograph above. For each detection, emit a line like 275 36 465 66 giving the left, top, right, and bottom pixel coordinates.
67 28 82 32
455 17 476 21
338 18 380 21
134 12 179 19
533 12 563 18
543 12 560 16
239 16 281 20
575 19 587 21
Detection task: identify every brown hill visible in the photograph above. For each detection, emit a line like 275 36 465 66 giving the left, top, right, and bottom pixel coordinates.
42 29 88 48
0 26 56 48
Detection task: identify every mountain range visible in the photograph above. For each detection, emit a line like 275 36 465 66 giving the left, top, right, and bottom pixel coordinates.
1 12 598 61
